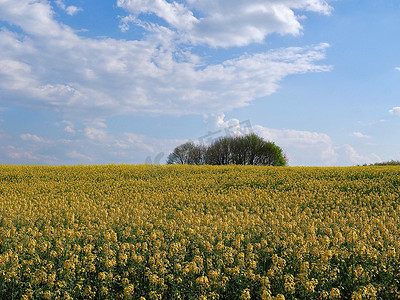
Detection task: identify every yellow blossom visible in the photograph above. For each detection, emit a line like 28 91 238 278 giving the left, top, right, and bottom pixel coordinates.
123 284 135 296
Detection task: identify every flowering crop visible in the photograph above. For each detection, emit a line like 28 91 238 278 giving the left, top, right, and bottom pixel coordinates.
1 165 400 299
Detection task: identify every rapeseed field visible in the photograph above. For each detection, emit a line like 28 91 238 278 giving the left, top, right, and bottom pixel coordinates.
1 165 400 299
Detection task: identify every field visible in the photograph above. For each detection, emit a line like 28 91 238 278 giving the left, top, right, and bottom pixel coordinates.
1 165 400 299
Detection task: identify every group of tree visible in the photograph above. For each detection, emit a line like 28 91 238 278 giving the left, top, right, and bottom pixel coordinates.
167 133 287 166
361 160 400 166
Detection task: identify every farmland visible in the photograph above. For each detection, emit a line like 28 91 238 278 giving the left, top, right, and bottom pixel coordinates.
1 165 400 299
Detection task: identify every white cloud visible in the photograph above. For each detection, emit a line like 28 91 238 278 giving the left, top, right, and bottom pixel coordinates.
55 0 82 15
64 126 75 134
62 121 76 134
65 6 82 16
253 125 338 165
202 113 253 141
118 0 332 47
389 107 400 116
3 111 383 166
84 127 108 141
350 132 371 139
396 67 400 71
0 0 331 118
6 145 38 160
92 130 186 164
338 144 381 165
0 0 335 166
83 119 110 141
202 114 380 166
202 113 336 165
117 0 197 31
0 0 76 38
0 60 36 90
20 133 50 143
254 125 383 166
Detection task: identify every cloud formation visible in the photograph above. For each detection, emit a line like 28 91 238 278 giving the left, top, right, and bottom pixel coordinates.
55 0 82 16
389 107 400 116
1 120 185 165
20 133 51 143
1 111 382 166
0 0 336 165
253 125 337 165
202 114 380 166
350 132 371 139
0 0 331 120
118 0 332 47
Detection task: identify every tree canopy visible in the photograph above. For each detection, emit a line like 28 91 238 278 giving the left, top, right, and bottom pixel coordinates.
167 133 287 166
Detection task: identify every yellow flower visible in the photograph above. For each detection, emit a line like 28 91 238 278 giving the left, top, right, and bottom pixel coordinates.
284 274 295 294
100 286 109 295
149 291 162 300
123 284 135 296
305 278 318 294
105 258 116 268
2 164 400 299
98 272 107 281
261 289 272 300
43 291 51 299
240 288 251 300
122 277 130 286
329 288 341 299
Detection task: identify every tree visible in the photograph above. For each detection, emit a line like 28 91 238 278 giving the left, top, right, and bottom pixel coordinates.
257 140 287 166
166 142 206 165
205 136 232 165
167 134 288 166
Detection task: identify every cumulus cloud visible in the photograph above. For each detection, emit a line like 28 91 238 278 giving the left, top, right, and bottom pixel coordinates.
389 107 400 116
0 0 341 167
55 0 82 15
0 0 331 119
253 125 337 165
0 0 335 165
117 0 197 31
201 114 379 166
254 125 383 166
201 112 253 142
118 0 332 47
201 113 335 165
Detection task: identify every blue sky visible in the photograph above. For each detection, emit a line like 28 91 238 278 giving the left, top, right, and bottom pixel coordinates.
0 0 399 166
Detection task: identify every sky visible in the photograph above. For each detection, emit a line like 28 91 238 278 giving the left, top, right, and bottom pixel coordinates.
0 0 399 166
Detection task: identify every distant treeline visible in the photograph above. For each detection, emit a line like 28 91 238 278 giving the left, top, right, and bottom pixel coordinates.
361 160 400 166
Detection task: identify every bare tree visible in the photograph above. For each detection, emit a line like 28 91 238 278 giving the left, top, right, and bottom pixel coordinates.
166 142 195 164
167 142 207 165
